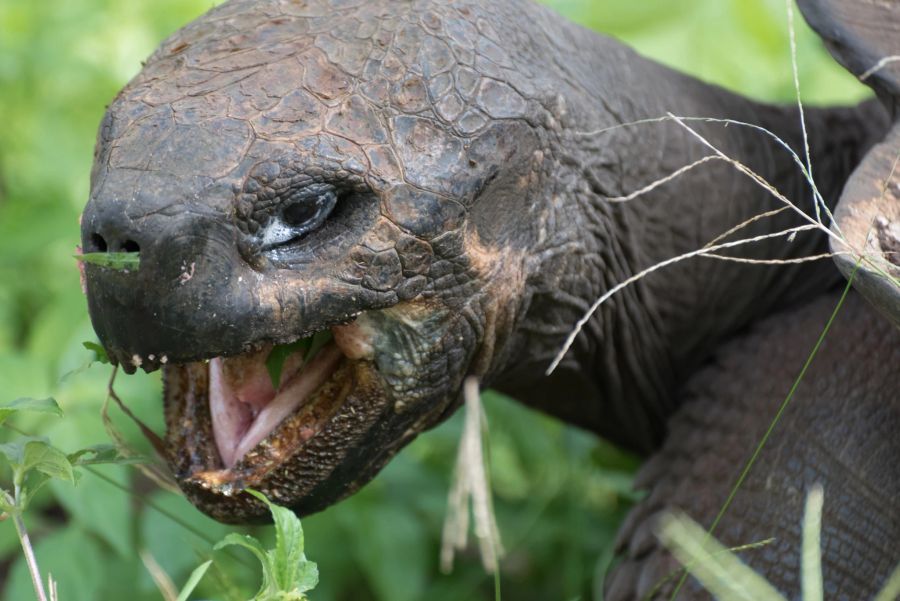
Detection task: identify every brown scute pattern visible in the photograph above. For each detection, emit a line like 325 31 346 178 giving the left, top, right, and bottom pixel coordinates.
607 292 900 601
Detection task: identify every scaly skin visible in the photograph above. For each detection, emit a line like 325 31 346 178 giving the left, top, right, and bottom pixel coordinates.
606 293 900 600
79 0 897 595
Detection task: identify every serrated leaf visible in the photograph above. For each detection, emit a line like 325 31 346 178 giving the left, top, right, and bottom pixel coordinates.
81 341 110 365
0 397 62 425
249 490 306 590
0 439 74 507
176 559 212 601
22 440 74 484
74 252 140 271
246 490 318 596
293 561 319 596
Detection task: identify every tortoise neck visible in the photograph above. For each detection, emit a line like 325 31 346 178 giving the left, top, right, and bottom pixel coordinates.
494 46 887 452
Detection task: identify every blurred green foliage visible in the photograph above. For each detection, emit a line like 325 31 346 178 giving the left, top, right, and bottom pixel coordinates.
0 0 868 599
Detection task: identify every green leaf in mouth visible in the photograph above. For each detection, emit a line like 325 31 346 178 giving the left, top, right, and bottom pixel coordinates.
265 330 333 390
82 341 110 365
74 251 141 270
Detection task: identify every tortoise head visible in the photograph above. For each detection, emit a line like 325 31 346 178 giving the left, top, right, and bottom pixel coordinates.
80 0 567 521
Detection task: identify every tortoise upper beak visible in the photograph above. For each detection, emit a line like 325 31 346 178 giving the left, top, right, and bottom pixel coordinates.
80 197 267 371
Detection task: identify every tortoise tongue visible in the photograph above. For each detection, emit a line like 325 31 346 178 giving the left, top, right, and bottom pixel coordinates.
209 344 342 468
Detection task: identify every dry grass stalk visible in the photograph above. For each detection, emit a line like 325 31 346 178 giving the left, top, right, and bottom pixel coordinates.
140 549 179 601
546 223 819 374
103 367 180 493
860 56 900 81
440 377 503 574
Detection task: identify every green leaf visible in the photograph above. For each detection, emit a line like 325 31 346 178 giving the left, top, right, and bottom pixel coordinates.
215 533 275 597
303 330 332 363
265 339 311 390
20 469 52 509
248 490 314 592
292 561 320 597
81 341 110 365
176 559 213 601
264 330 334 390
0 397 62 425
22 439 74 484
215 491 318 600
0 439 74 507
74 251 140 270
67 444 143 466
0 440 28 468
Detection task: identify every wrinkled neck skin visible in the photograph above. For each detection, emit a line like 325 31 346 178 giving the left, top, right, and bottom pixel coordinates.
489 32 887 453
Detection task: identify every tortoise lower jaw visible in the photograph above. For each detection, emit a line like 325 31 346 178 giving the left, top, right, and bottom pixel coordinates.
161 340 391 521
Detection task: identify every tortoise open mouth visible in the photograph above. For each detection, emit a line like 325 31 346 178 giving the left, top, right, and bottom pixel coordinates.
207 341 344 470
160 323 389 516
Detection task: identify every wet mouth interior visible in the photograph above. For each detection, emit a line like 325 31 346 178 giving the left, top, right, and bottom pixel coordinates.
209 334 343 468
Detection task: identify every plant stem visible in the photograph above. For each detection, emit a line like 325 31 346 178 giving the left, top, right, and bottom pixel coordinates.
13 485 48 601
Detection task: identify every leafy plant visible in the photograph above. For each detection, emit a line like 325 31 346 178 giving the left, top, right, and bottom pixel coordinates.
0 397 127 601
215 489 319 601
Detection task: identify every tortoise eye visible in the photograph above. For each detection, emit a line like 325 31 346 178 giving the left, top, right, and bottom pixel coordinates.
282 199 322 227
260 187 338 249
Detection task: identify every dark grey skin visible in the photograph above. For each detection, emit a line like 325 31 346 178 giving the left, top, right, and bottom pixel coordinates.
79 0 900 598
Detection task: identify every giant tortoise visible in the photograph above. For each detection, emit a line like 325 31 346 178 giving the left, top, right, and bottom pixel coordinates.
79 0 900 598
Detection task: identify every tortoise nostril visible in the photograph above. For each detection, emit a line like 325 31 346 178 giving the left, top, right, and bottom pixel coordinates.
90 233 108 253
121 240 140 253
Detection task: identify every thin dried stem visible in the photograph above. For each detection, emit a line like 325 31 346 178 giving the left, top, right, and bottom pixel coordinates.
701 252 839 265
860 56 900 81
440 377 503 574
546 224 818 374
785 0 820 224
703 207 789 248
604 155 725 203
141 549 179 601
103 367 179 493
667 113 826 233
575 115 832 227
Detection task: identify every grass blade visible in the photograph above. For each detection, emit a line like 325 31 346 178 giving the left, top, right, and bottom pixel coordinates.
874 562 900 601
176 560 213 601
658 513 787 601
802 485 824 601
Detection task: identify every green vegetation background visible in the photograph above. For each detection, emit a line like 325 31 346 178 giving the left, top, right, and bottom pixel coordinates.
0 1 867 599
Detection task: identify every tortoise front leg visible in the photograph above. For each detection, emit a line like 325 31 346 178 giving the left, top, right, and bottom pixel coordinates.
606 292 900 601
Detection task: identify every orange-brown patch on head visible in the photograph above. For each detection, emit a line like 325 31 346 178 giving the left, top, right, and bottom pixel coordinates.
463 228 527 377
